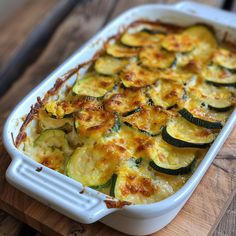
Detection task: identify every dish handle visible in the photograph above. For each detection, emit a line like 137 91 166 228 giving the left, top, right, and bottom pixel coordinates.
174 1 236 26
5 156 119 224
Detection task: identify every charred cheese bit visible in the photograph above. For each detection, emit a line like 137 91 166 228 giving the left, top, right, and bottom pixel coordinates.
167 116 216 144
122 105 169 135
162 34 195 52
139 45 175 69
106 43 139 58
104 87 147 114
67 142 125 186
213 48 236 69
121 62 158 88
44 101 75 119
72 73 116 98
147 79 184 108
74 108 115 138
201 65 236 86
95 56 128 75
121 31 164 47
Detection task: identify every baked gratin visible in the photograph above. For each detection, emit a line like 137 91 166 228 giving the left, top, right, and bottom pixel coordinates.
20 21 236 204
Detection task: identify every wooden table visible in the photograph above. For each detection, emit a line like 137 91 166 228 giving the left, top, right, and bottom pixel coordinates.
0 1 235 235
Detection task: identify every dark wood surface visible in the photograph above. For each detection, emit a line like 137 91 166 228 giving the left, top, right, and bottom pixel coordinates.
0 1 235 235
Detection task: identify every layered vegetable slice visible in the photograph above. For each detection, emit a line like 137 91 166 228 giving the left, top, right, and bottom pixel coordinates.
187 81 233 111
66 142 123 186
35 129 71 155
202 65 236 87
95 56 128 75
176 25 217 69
72 73 116 97
34 129 72 172
106 43 139 58
179 99 230 129
149 137 196 175
121 62 158 88
74 108 117 137
139 45 175 69
104 87 147 114
213 48 236 70
162 116 216 148
114 158 188 204
44 101 75 119
147 79 184 108
121 31 164 47
122 105 169 136
162 33 195 52
38 109 73 131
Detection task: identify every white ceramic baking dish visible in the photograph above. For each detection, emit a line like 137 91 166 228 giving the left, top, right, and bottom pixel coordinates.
3 2 236 235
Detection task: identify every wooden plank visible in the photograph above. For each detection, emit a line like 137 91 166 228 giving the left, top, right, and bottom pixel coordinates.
0 0 235 236
0 0 80 97
0 0 58 68
0 211 23 236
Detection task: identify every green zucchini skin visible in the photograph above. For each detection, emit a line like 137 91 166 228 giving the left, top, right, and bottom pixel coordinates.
149 160 195 175
162 126 211 149
179 108 223 129
208 104 232 112
90 178 112 190
122 107 141 117
110 113 121 133
123 121 161 137
110 174 118 197
206 80 236 87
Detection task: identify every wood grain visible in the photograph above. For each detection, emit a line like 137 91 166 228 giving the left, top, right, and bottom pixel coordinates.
0 211 23 236
0 0 58 68
0 0 235 236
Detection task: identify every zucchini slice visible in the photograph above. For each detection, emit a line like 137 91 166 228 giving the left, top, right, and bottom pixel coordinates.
213 48 236 70
66 143 121 186
147 79 184 108
183 24 217 49
106 43 139 58
202 65 236 87
95 56 128 75
38 109 73 131
162 116 216 148
149 137 196 175
187 82 233 111
44 101 75 119
34 129 71 155
121 62 157 88
180 99 229 129
116 125 157 159
104 87 147 114
114 158 188 204
122 105 169 136
74 109 117 137
162 34 195 52
158 68 193 82
139 45 175 69
72 73 116 98
176 25 217 69
121 31 164 47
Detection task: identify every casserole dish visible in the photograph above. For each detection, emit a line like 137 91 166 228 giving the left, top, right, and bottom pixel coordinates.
3 2 236 235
